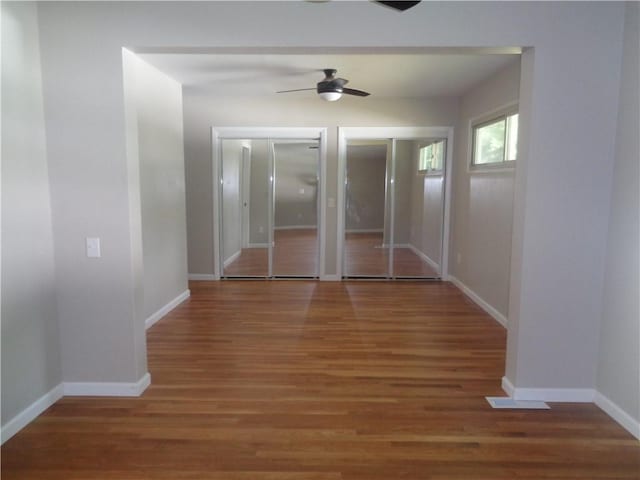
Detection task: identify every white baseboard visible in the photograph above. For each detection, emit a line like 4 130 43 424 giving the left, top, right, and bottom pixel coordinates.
188 273 217 281
1 383 64 444
448 275 507 327
145 289 190 330
1 373 152 445
345 228 383 234
501 376 515 397
408 244 440 272
64 372 151 397
320 274 340 281
502 376 594 402
595 392 640 440
247 243 269 248
223 250 241 268
502 376 639 439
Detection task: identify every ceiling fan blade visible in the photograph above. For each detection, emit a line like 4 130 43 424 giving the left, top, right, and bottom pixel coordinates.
375 1 421 11
342 88 370 97
276 88 316 93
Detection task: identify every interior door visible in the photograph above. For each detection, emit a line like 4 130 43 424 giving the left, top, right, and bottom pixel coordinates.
221 139 270 277
392 138 446 279
341 135 446 280
343 139 391 277
272 140 320 277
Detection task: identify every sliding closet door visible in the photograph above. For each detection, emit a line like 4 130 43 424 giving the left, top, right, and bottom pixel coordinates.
343 140 390 277
221 139 270 277
272 140 320 277
392 138 445 278
340 131 448 280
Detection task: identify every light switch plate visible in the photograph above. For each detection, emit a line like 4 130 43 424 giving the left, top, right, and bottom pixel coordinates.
86 237 101 258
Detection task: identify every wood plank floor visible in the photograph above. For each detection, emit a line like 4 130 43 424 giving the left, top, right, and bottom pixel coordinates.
345 233 439 278
2 281 638 479
223 229 319 277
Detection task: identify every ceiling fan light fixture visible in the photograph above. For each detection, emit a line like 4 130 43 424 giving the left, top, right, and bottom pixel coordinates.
319 91 342 102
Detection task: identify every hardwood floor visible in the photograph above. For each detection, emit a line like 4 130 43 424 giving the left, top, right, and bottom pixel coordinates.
345 232 439 278
224 231 438 278
223 229 318 277
273 228 318 276
2 281 638 479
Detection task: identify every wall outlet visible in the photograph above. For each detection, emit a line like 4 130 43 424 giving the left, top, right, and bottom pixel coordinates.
456 253 462 265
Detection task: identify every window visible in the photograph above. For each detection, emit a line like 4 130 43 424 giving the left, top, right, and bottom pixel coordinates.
472 112 518 167
418 140 445 174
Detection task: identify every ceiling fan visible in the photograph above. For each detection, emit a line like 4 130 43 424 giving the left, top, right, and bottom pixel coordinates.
308 1 421 12
277 69 370 102
375 1 421 11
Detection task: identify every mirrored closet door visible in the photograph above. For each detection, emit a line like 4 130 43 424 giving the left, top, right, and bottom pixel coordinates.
342 135 447 279
218 136 321 279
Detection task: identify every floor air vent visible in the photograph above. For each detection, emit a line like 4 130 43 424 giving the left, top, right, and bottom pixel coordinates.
486 397 550 409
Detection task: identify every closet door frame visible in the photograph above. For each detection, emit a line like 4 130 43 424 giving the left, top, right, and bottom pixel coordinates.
211 127 327 280
337 126 454 280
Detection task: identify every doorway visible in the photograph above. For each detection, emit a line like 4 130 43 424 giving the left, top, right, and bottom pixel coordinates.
212 128 327 279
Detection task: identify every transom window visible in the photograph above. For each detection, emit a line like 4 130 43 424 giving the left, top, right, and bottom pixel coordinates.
418 140 445 174
472 112 518 167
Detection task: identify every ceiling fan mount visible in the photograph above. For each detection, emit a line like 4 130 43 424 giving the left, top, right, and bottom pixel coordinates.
277 68 370 101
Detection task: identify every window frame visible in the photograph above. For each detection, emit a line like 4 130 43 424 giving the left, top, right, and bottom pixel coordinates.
469 104 519 172
417 139 446 176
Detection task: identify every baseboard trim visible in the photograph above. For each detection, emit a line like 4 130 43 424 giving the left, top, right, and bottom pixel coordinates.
1 383 64 444
408 244 440 272
145 289 190 330
512 387 595 402
503 376 639 438
188 273 217 281
1 373 152 444
501 376 515 397
223 250 241 268
63 372 151 397
595 392 640 440
448 275 507 327
501 377 594 402
247 243 269 248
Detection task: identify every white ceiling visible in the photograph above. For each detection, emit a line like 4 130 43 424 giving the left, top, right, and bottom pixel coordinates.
138 52 519 98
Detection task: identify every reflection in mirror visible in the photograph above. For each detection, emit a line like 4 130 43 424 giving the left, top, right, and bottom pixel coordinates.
344 140 390 277
221 139 269 277
393 139 445 278
342 137 446 279
272 141 319 277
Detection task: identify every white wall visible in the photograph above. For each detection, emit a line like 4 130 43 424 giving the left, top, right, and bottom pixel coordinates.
450 59 520 320
505 3 624 392
26 1 627 424
596 2 639 434
184 92 459 275
39 10 148 385
1 2 62 425
125 54 189 320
